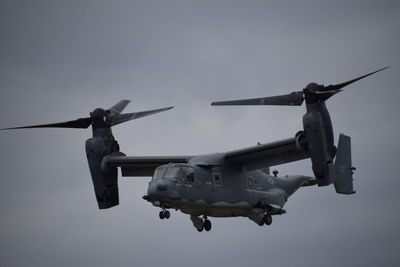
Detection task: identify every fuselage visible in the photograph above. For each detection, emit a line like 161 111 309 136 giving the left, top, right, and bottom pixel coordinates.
145 162 313 221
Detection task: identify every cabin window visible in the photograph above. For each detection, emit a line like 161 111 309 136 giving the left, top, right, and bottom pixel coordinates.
182 166 195 183
213 173 222 186
248 177 254 189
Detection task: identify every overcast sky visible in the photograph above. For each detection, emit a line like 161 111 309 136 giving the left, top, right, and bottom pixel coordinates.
0 0 399 266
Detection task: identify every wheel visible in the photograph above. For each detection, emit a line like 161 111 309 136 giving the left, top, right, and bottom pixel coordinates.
265 215 272 225
258 217 265 226
204 219 212 231
164 210 170 219
159 211 165 219
197 226 204 232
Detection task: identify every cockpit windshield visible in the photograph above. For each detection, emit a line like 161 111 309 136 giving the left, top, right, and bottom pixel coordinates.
164 167 182 180
152 166 167 180
152 164 194 182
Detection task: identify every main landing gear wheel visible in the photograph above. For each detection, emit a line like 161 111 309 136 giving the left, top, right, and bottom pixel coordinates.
190 215 212 232
258 214 273 226
195 219 204 232
164 210 170 219
204 219 212 231
159 210 170 220
264 214 272 225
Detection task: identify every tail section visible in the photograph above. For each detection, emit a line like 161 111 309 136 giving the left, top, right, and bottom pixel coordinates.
211 67 388 189
334 134 356 194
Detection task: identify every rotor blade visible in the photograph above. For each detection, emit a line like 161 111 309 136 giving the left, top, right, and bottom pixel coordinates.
111 106 174 126
0 117 92 130
211 91 304 106
109 100 131 115
324 66 390 91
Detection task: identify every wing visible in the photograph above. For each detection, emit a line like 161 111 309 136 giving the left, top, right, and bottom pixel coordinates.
106 137 308 175
224 137 310 170
107 155 192 176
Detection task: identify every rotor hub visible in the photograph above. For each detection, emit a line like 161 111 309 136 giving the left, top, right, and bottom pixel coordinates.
90 108 110 128
303 82 325 93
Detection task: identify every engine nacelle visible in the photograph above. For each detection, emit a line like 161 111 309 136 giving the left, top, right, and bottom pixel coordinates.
303 111 334 186
295 131 308 151
86 136 118 209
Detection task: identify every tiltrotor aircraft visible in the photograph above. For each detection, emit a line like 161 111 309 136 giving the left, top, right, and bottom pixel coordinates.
1 67 388 232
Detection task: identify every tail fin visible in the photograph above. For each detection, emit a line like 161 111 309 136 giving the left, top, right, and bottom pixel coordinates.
334 134 356 194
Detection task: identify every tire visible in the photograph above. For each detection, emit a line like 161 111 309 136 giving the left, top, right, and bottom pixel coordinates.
159 211 165 219
265 215 272 225
204 220 212 231
164 210 170 219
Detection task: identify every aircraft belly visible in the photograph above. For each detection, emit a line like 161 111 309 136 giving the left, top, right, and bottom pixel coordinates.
160 184 288 218
170 199 252 217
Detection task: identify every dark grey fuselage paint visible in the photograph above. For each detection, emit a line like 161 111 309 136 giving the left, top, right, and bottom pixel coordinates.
146 160 314 224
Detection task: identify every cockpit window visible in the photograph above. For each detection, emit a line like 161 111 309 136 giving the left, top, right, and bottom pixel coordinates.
164 167 182 180
152 167 166 180
152 164 194 182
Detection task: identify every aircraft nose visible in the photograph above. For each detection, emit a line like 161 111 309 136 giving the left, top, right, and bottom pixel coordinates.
147 180 181 201
156 182 168 191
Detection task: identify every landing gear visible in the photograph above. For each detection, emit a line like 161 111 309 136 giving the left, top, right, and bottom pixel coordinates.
164 210 170 219
257 214 273 226
190 215 212 232
204 219 212 231
159 209 170 220
264 214 272 225
249 208 275 226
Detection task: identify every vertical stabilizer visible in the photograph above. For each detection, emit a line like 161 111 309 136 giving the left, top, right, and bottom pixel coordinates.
334 134 356 194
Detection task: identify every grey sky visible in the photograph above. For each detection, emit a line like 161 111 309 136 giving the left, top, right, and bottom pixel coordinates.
0 0 399 266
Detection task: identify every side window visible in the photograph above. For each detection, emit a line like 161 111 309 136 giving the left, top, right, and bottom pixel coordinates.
212 173 222 186
248 177 254 189
182 166 194 183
